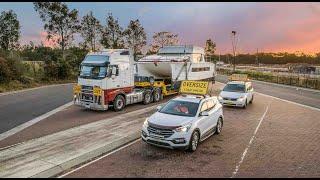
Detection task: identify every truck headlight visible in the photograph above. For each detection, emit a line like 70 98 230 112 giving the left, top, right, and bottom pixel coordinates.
175 123 192 132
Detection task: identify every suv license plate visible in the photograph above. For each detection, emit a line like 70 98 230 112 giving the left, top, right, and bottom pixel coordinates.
150 133 164 139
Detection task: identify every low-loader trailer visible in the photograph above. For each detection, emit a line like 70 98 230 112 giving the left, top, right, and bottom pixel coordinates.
73 46 216 111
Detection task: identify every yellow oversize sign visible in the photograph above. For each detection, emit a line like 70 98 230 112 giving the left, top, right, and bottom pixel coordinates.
179 80 209 95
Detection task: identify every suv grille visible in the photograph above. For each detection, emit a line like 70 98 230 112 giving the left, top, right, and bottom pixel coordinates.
147 126 174 138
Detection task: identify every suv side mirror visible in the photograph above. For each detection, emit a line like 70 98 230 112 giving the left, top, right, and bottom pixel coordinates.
200 111 209 116
156 105 162 111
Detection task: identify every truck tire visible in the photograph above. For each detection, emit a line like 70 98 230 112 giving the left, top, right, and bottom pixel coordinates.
143 90 152 105
153 88 161 102
113 95 125 111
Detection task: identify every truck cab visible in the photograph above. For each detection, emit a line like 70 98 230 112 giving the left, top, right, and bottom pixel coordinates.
73 49 135 111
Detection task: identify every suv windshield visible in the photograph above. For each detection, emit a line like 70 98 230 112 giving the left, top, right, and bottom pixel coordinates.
223 84 245 93
80 66 108 79
159 100 199 117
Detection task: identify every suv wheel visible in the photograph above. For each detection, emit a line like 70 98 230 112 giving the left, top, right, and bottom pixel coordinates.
187 131 200 152
113 95 125 111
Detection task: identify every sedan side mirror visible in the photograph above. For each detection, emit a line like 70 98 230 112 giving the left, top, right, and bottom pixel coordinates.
156 105 162 111
200 111 209 116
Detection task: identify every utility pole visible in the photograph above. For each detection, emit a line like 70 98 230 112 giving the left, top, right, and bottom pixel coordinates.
231 31 237 72
256 48 259 66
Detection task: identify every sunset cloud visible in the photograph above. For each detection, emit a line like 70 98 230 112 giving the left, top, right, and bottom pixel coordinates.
2 2 320 54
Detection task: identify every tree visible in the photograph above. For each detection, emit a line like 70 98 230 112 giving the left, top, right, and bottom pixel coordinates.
204 39 216 62
205 39 216 56
0 10 20 50
100 13 124 49
80 11 102 51
123 19 147 60
33 2 80 58
149 31 179 53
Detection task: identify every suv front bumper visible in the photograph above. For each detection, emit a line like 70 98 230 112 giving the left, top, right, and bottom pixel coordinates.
141 129 191 150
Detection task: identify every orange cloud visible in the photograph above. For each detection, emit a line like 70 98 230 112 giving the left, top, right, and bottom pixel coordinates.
40 31 60 48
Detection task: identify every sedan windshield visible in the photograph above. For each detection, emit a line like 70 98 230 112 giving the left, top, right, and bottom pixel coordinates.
159 100 199 117
80 66 108 79
223 84 245 93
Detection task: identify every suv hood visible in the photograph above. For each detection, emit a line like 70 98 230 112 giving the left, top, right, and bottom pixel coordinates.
220 91 245 99
148 112 194 128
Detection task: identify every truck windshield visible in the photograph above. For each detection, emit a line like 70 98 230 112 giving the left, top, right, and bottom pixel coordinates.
223 84 245 93
159 100 199 117
80 66 108 79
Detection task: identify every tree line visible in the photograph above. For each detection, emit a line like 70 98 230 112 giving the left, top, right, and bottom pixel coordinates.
0 2 319 89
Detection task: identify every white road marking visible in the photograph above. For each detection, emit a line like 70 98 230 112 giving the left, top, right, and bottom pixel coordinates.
231 102 271 178
57 138 141 178
0 101 73 142
215 81 319 111
0 83 75 97
255 92 320 112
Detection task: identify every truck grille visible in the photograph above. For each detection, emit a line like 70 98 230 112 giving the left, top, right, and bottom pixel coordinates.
147 126 174 138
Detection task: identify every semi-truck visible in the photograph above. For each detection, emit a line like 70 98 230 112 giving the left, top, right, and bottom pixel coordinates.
73 45 216 111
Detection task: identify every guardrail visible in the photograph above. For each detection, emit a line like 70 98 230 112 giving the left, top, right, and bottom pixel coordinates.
217 67 320 90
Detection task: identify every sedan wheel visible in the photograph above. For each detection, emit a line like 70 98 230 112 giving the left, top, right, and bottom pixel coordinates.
215 118 223 135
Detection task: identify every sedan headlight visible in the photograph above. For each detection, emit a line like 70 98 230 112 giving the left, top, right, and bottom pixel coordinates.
175 123 192 132
218 95 223 100
238 96 246 101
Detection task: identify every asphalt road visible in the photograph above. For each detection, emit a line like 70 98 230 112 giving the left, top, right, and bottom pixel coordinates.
0 84 74 134
64 82 320 178
216 74 320 109
0 74 319 140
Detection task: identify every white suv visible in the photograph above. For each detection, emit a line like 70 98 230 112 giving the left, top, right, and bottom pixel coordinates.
141 94 224 152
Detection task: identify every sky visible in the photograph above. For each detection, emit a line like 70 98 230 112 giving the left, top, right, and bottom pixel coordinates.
1 2 320 55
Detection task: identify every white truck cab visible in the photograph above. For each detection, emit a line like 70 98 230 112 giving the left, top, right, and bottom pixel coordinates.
218 74 254 108
141 81 224 152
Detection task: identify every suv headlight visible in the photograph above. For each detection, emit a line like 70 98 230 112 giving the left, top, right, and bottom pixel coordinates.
143 118 149 128
175 123 192 132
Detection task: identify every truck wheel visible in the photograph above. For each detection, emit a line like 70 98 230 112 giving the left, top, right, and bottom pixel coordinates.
143 91 152 105
153 88 161 102
113 95 125 111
